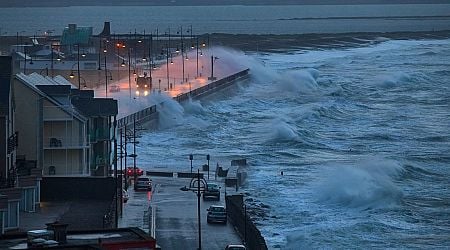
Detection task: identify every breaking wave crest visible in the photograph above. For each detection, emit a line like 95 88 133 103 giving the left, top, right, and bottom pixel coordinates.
183 97 206 115
269 119 299 142
277 69 320 94
154 94 185 129
377 72 412 88
316 158 404 209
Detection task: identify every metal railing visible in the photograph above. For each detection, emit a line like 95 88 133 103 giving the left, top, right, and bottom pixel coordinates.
117 69 249 129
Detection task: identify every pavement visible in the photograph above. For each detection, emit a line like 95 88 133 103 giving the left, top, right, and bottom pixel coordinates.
118 175 242 250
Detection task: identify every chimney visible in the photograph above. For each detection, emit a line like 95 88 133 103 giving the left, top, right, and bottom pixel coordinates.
46 221 69 244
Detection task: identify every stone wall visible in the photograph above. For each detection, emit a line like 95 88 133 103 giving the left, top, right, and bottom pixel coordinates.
226 194 268 250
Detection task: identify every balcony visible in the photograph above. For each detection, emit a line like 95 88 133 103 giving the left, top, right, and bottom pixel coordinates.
89 129 111 142
44 137 88 149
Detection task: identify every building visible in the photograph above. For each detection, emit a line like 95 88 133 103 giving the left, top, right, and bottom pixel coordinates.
0 56 42 234
0 227 157 249
71 96 118 177
13 72 118 177
14 73 89 176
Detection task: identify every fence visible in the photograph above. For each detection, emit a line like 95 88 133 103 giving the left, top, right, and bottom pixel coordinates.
117 105 157 129
174 69 250 103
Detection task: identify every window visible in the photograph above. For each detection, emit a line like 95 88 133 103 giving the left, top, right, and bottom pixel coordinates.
20 188 36 212
0 211 4 234
35 181 41 204
5 201 19 229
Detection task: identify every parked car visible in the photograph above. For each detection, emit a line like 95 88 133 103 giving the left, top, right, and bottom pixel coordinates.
207 205 227 224
109 85 120 92
122 189 129 203
134 177 152 191
225 245 247 250
126 167 144 177
203 183 220 201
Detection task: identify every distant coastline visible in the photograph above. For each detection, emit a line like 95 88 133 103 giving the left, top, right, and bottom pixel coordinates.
1 0 450 8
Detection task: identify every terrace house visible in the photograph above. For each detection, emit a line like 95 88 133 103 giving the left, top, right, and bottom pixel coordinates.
0 56 42 234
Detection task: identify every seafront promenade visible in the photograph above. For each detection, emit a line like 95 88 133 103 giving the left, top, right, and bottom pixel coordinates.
109 42 254 249
119 176 243 250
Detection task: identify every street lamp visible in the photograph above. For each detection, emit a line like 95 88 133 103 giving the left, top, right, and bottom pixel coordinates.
189 154 193 173
75 44 81 89
104 52 113 97
206 154 210 180
177 26 186 85
69 69 87 89
165 28 171 90
180 171 207 250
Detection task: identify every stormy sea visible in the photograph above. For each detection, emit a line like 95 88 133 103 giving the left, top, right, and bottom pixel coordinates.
2 3 449 249
137 36 450 249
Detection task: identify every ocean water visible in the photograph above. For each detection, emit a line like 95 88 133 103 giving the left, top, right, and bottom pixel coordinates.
134 38 450 249
3 4 449 249
0 4 450 35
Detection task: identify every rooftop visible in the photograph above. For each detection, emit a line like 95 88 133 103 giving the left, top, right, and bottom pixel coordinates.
0 227 156 249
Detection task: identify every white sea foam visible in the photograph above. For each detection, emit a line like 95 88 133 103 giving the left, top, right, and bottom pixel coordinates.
277 69 320 94
377 72 412 88
154 93 185 129
269 118 299 142
183 97 205 115
316 157 404 209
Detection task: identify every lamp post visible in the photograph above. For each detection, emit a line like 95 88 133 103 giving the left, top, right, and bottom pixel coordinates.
177 26 185 84
196 36 199 78
128 34 132 98
206 154 210 180
69 62 86 89
104 52 109 97
119 128 124 214
76 44 81 89
196 169 202 250
50 43 55 77
101 41 113 96
24 43 27 74
124 124 128 190
181 172 206 250
189 154 193 173
166 28 171 90
148 32 153 88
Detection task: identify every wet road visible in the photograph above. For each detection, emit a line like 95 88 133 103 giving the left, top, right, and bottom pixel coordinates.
119 176 242 250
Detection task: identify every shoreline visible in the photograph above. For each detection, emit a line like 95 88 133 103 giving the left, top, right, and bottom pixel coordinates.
1 30 449 54
209 30 450 52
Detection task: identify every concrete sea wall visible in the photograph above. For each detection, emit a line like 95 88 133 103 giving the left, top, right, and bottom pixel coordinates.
117 68 250 129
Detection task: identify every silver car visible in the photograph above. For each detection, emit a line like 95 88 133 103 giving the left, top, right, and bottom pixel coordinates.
134 177 152 191
207 205 227 224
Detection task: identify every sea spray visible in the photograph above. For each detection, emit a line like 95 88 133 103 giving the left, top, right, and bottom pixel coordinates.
277 69 320 94
183 97 206 115
377 72 412 88
315 157 404 209
213 46 277 83
152 92 185 129
269 118 299 142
